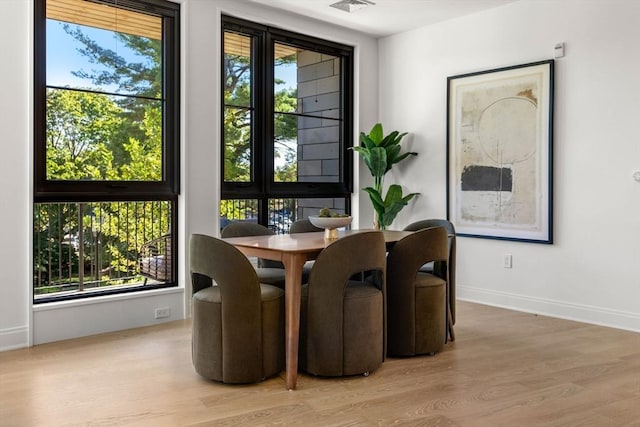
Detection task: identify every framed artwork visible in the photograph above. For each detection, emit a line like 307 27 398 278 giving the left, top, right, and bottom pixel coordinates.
447 60 554 243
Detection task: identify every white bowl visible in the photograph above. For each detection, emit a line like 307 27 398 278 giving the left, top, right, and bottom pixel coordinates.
308 215 353 230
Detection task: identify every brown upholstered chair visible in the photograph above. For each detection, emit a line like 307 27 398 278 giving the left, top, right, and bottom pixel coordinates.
289 218 323 281
404 219 456 341
289 218 323 234
221 222 286 287
386 227 448 356
299 231 387 377
189 234 285 383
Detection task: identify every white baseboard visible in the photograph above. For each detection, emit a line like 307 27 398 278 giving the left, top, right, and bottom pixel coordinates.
0 326 29 352
458 285 640 333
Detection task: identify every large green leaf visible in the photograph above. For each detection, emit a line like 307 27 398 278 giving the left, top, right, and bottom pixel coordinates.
368 147 387 178
359 132 376 150
381 130 399 147
383 184 404 206
369 123 384 145
379 184 419 227
363 187 385 223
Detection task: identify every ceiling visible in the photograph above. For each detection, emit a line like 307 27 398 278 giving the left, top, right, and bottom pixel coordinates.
247 0 519 37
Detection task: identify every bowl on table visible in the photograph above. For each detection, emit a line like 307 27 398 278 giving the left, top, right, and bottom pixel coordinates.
308 215 353 239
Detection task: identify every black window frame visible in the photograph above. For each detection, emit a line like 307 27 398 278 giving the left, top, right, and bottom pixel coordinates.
34 0 180 202
33 0 180 302
221 16 354 220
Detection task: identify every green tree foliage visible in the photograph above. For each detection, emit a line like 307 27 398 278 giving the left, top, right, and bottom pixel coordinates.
46 89 121 180
35 23 170 293
62 24 162 162
223 48 298 210
223 50 252 182
33 203 80 290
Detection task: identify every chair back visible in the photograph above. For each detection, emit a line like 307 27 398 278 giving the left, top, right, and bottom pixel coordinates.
404 219 454 235
289 218 323 234
221 221 274 238
387 227 448 288
404 219 456 323
386 227 448 355
305 231 387 373
308 231 387 299
221 222 284 269
190 233 262 314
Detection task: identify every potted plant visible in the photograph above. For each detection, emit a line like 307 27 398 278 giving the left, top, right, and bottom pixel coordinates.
352 123 419 230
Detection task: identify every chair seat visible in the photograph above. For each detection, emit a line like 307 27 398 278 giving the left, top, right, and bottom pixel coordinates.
255 267 287 287
193 283 284 383
344 280 381 299
415 272 446 288
300 280 384 377
194 282 284 303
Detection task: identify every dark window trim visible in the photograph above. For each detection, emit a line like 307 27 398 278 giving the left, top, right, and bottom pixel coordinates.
221 15 354 203
33 0 181 300
33 0 181 201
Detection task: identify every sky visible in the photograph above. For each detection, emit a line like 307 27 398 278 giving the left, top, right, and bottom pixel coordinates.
47 18 298 93
47 19 154 94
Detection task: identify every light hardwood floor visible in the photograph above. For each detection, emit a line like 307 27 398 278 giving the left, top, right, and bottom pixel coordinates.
1 301 639 426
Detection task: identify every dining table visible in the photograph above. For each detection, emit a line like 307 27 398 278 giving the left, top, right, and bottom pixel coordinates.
222 228 413 390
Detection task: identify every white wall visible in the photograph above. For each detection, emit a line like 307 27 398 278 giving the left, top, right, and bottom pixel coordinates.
0 0 378 350
377 0 640 331
0 0 32 350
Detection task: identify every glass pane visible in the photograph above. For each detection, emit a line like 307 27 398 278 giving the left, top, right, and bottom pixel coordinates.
224 107 252 182
274 112 298 183
220 199 259 231
45 88 163 181
274 43 298 112
46 1 162 98
268 199 295 234
33 201 173 300
220 198 347 235
295 198 347 219
224 32 252 108
273 44 342 183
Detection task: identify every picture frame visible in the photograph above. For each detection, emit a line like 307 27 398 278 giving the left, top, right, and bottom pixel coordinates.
447 60 554 243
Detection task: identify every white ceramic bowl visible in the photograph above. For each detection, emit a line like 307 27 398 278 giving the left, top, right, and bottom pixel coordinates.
308 215 353 230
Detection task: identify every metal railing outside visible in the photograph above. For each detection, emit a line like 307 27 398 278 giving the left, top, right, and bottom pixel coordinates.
220 198 348 234
33 201 173 300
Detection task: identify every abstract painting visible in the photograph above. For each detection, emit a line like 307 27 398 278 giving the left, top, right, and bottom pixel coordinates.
447 60 553 243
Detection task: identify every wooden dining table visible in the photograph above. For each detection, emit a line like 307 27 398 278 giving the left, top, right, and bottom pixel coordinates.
222 228 413 390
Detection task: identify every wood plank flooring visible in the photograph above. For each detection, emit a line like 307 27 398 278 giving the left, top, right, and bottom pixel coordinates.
1 301 639 426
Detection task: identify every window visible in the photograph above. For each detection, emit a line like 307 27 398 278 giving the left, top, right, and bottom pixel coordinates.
221 16 353 230
33 0 180 302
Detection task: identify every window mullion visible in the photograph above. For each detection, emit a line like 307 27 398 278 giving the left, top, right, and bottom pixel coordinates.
221 15 354 231
264 32 275 195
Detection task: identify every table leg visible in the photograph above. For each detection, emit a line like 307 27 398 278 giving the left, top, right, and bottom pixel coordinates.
281 253 305 390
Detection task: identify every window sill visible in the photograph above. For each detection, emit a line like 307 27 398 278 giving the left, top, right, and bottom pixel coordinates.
32 286 184 312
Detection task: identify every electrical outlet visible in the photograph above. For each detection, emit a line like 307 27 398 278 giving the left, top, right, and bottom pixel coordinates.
155 307 171 319
503 254 512 268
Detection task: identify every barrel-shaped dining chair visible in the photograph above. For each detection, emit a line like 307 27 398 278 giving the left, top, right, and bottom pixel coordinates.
299 231 387 377
190 233 285 383
404 219 456 341
289 218 323 234
221 222 287 288
289 218 323 281
386 227 448 356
